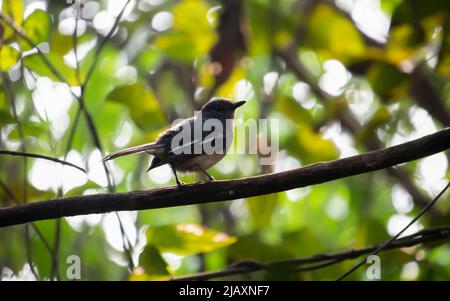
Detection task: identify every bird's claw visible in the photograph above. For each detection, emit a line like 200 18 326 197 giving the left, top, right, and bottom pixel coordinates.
199 177 214 184
175 182 185 190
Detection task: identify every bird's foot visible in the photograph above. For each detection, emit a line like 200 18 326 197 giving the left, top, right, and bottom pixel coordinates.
200 176 214 184
175 180 185 190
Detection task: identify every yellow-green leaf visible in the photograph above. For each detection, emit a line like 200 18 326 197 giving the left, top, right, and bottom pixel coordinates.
146 224 237 256
154 0 217 62
20 9 51 50
0 45 19 71
246 194 278 229
1 0 24 41
22 52 78 85
106 81 166 131
296 126 339 164
307 4 366 63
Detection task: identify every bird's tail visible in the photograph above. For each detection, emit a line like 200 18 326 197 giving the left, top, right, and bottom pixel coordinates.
103 143 163 161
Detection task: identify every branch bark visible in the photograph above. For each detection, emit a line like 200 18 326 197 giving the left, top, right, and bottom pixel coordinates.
0 128 449 228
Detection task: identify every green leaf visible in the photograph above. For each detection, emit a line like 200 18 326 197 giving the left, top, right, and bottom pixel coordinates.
0 45 20 71
246 194 278 229
1 0 24 41
276 95 314 127
146 224 237 256
136 46 162 72
130 244 171 280
306 4 366 63
154 0 217 62
0 110 15 126
22 52 78 85
106 81 166 131
391 0 450 26
295 126 339 164
367 62 408 99
229 234 291 262
20 9 51 50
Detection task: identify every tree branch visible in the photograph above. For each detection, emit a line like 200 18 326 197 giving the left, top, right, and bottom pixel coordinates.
173 225 450 280
0 150 86 173
0 128 448 228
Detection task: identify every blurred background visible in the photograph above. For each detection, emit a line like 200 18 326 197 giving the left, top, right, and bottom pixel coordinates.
0 0 449 280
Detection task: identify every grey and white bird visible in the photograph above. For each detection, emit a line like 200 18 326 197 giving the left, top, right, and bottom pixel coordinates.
103 98 246 187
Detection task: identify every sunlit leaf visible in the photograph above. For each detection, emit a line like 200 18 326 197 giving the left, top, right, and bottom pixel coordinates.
106 81 166 131
380 0 404 16
306 4 366 63
244 0 273 55
0 45 19 71
1 0 24 41
146 224 237 256
8 121 45 140
215 67 245 97
154 0 217 62
295 127 339 164
386 24 420 63
136 46 162 73
23 52 78 85
20 9 51 51
275 95 314 127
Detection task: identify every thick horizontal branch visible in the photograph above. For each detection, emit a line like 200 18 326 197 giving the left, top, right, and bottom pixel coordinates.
174 225 450 281
0 128 449 228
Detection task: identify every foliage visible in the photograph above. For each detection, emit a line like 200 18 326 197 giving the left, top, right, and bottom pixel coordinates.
0 0 449 281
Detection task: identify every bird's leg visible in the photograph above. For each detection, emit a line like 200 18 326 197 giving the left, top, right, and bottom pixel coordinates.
200 169 214 183
170 165 184 189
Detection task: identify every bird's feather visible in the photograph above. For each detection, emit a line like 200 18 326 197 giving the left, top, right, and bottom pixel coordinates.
103 142 164 161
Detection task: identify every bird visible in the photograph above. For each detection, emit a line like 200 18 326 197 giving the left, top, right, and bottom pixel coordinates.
103 98 246 187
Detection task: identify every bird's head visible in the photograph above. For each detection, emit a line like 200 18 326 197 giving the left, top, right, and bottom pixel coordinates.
200 98 246 120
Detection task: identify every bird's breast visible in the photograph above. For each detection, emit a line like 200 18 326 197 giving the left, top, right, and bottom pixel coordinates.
174 153 227 172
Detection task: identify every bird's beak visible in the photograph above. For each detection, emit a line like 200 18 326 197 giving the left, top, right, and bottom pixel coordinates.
233 101 246 109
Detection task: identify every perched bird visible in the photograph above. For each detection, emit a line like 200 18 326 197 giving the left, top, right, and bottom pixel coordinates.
103 98 246 187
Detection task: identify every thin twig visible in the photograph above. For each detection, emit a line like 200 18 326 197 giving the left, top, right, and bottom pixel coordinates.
1 73 28 202
336 181 450 281
4 0 151 276
1 71 40 279
24 224 39 280
51 217 61 280
77 0 134 269
0 150 86 173
173 225 450 280
83 0 131 86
